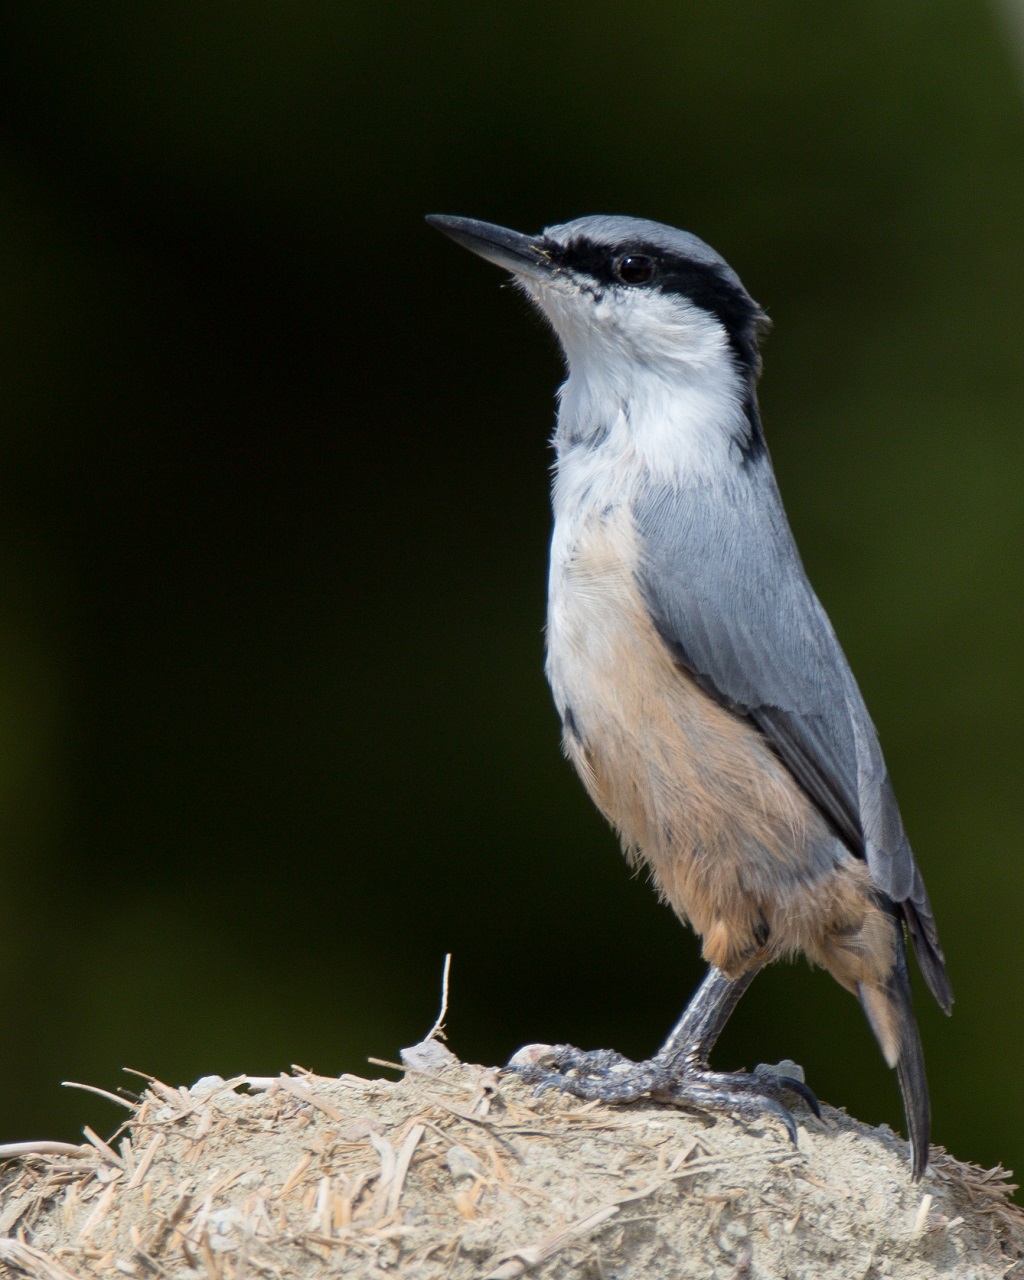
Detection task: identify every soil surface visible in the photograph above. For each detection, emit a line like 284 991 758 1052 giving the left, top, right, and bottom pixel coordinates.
0 1045 1020 1280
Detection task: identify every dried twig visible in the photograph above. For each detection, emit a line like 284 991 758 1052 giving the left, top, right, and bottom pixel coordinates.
127 1133 165 1190
62 1082 137 1112
0 1141 88 1159
83 1126 126 1169
386 1124 425 1218
274 1077 345 1123
425 954 453 1042
484 1204 620 1279
0 1239 82 1280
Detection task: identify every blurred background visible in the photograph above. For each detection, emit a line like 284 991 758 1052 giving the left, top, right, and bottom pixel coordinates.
0 0 1021 1184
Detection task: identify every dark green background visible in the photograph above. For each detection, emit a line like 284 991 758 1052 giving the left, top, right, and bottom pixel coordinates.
0 1 1021 1183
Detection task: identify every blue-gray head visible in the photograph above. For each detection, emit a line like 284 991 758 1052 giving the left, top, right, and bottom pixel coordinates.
427 213 770 477
426 214 768 385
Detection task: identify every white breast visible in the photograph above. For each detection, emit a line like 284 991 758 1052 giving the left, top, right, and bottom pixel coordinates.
544 312 750 745
545 499 642 727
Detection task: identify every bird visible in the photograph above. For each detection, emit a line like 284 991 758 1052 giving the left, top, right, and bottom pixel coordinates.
426 212 952 1178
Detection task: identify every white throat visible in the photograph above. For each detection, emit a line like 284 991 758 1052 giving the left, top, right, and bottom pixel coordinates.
548 311 750 525
519 274 750 498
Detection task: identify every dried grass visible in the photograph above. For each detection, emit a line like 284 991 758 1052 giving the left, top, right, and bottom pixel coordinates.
0 1049 1019 1280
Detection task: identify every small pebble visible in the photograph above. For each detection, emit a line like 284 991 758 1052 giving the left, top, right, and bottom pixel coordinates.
447 1145 483 1182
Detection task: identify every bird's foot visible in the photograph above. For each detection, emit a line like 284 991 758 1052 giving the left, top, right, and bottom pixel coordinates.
506 1043 820 1148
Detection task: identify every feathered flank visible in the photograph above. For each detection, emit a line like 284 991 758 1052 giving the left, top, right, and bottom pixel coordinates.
632 463 952 1018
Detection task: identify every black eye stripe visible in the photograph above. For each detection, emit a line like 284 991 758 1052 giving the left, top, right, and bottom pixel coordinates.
544 234 764 372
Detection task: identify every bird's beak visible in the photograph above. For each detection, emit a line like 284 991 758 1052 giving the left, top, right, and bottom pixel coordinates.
426 215 552 280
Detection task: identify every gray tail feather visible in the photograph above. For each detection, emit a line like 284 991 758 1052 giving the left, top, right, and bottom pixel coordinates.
890 931 931 1180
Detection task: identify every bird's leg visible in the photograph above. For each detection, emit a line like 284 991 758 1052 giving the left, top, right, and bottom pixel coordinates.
506 965 820 1147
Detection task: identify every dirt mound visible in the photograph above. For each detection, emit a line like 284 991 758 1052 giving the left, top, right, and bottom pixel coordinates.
0 1050 1020 1279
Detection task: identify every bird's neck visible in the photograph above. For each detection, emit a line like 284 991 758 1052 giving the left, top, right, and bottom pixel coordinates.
552 350 756 503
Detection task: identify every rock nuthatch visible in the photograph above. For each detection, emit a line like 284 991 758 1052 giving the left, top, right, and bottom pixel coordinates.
426 213 952 1178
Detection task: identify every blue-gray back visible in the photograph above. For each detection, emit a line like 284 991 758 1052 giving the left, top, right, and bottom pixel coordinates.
632 452 951 1010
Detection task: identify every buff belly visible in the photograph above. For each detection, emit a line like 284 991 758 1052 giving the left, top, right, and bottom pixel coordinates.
546 504 899 1057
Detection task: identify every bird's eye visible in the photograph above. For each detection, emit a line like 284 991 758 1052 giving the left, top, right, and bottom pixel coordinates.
615 254 656 285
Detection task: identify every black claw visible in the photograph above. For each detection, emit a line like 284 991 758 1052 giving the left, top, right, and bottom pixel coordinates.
750 1066 822 1120
758 1095 800 1148
782 1076 821 1120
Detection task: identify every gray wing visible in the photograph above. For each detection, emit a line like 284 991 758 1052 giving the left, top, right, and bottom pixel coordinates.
633 468 951 1011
